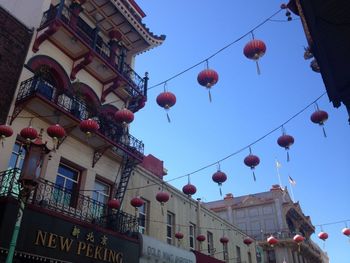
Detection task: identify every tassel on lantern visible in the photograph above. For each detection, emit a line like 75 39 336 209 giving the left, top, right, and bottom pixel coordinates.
156 83 176 123
197 60 219 102
244 147 260 182
243 32 266 75
208 89 212 103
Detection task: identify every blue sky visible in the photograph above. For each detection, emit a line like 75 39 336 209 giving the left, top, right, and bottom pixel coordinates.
132 1 350 262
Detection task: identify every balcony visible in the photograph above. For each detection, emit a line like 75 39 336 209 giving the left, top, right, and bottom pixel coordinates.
34 3 147 101
257 230 322 261
14 76 144 161
0 168 138 234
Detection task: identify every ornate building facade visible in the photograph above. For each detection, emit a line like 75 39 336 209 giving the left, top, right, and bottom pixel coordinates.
204 185 329 263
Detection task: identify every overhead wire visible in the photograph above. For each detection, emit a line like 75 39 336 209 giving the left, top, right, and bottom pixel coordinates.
147 8 284 90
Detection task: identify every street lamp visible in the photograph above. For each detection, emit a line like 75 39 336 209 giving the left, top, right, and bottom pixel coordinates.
5 134 50 263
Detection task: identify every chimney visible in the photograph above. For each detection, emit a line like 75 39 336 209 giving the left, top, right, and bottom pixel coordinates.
270 184 283 191
141 154 167 179
224 193 234 200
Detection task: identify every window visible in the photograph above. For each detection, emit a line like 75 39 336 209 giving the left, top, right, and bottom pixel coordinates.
207 231 214 255
54 163 80 207
236 246 242 263
2 142 27 196
189 223 196 249
248 252 252 263
167 212 175 244
138 199 148 234
91 179 110 218
223 243 229 261
267 250 276 263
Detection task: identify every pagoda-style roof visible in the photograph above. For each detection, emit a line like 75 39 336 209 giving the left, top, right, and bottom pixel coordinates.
82 0 165 55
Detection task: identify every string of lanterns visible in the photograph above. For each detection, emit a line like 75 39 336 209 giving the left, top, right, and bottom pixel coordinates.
105 201 350 247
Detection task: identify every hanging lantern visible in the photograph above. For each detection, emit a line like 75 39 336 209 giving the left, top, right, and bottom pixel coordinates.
0 124 13 146
156 91 176 123
212 169 227 196
182 183 197 197
175 232 184 240
244 149 260 181
267 235 278 247
277 133 295 162
47 124 66 149
107 198 120 210
130 197 144 208
311 109 328 137
293 234 304 252
80 118 99 137
20 126 38 143
220 237 229 244
115 108 134 125
243 39 266 74
243 237 253 246
318 232 328 241
342 227 350 237
156 191 170 205
197 65 219 102
197 235 206 242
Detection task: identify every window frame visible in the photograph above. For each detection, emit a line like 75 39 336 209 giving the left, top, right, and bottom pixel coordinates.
54 162 81 208
189 223 196 249
207 231 214 255
138 198 149 234
166 211 175 245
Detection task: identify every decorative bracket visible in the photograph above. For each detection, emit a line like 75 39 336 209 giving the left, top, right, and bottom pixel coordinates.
101 78 120 103
92 146 111 167
70 51 94 80
10 103 27 124
56 124 77 150
33 22 60 53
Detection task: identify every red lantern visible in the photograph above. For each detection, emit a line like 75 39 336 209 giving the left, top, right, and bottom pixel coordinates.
20 126 38 142
293 234 304 252
220 237 229 244
197 235 206 242
243 237 253 246
0 124 13 146
156 91 176 122
212 170 227 196
318 232 328 241
156 191 170 205
107 198 120 209
342 227 350 237
182 183 197 197
293 234 304 244
311 109 328 137
47 124 65 149
197 68 219 102
243 39 266 74
115 108 134 125
267 235 278 247
130 197 144 208
277 133 294 162
175 232 184 240
80 119 99 137
244 150 260 181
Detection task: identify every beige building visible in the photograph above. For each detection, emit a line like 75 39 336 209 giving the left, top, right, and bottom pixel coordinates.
0 1 257 262
203 185 329 263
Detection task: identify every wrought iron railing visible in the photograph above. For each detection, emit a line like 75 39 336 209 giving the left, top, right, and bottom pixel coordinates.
16 76 144 157
0 168 138 234
255 230 322 257
39 4 145 96
0 168 21 198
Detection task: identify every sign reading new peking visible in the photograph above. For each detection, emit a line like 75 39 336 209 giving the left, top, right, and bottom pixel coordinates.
34 227 123 263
